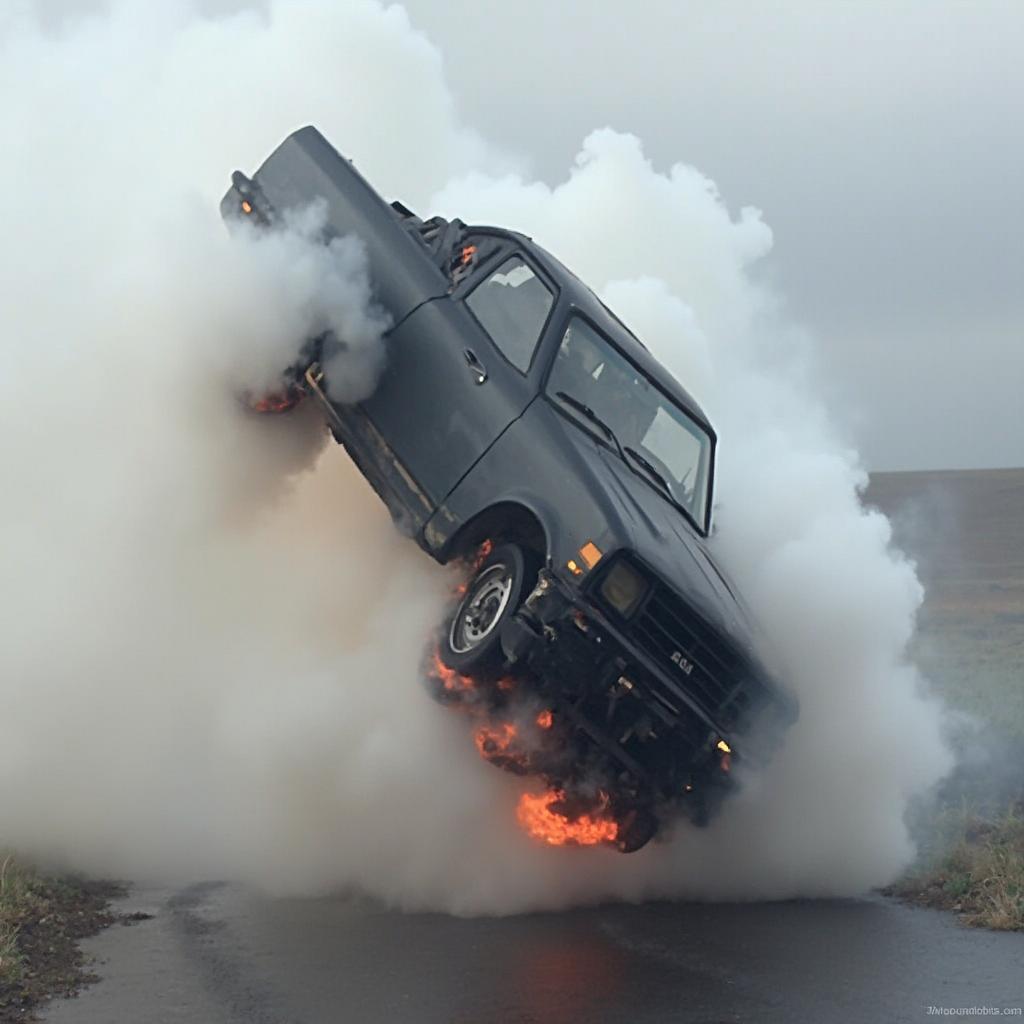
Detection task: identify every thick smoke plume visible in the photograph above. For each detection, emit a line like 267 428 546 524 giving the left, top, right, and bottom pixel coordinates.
0 0 951 914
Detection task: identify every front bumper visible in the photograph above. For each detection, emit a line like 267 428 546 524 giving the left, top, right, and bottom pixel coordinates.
500 570 738 801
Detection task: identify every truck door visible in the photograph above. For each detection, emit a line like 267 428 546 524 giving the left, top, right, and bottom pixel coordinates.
358 243 558 507
233 126 449 322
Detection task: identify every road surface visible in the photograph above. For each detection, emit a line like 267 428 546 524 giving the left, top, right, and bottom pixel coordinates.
45 883 1023 1023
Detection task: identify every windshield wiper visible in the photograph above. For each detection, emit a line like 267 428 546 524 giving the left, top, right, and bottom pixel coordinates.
624 446 681 506
554 391 695 522
623 446 702 530
555 391 624 460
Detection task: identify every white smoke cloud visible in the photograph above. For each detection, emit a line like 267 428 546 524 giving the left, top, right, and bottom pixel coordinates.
434 129 953 903
0 0 952 914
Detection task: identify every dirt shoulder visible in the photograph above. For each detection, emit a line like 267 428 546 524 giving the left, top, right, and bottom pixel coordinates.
0 856 123 1023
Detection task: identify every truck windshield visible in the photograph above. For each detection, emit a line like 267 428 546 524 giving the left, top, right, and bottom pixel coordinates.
546 317 714 532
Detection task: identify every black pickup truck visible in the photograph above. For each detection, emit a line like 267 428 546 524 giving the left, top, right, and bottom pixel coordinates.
222 126 796 852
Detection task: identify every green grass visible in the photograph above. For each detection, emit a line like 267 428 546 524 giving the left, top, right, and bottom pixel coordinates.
0 854 119 1022
912 616 1024 739
896 612 1024 929
893 805 1024 930
0 856 29 992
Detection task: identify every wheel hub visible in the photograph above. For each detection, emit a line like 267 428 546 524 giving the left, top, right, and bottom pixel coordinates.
449 564 514 654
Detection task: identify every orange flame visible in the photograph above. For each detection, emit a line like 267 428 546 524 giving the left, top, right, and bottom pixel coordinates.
474 722 529 774
536 709 553 730
474 722 518 760
450 539 496 600
516 789 619 847
471 538 494 572
431 651 475 694
250 389 300 414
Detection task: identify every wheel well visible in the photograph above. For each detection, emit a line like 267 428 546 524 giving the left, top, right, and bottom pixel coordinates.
443 503 548 564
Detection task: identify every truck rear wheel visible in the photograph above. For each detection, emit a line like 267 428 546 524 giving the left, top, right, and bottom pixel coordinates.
440 543 535 678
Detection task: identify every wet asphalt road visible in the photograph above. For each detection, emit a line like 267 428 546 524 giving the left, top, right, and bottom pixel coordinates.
45 883 1023 1024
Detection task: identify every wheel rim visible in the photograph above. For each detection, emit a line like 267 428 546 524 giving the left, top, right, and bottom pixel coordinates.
449 563 514 654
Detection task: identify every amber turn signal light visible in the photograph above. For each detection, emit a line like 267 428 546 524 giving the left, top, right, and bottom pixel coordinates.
579 541 602 569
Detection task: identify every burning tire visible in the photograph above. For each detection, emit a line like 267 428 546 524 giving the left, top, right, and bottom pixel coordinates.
441 542 535 677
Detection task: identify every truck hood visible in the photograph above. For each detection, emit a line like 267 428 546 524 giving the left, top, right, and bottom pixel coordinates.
562 423 759 652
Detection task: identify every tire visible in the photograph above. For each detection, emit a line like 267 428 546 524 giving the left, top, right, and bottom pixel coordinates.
439 543 536 677
614 807 659 853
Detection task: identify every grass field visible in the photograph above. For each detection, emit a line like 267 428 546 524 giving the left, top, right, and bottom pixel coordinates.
867 468 1024 928
867 467 1024 743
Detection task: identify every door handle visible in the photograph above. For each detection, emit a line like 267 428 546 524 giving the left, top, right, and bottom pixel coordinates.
462 348 488 385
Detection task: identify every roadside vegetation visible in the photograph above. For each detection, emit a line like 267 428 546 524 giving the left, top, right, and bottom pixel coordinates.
865 469 1024 931
0 855 120 1022
894 616 1024 930
894 801 1024 931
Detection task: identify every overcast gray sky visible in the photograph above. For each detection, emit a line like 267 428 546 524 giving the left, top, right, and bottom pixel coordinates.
31 0 1023 470
400 0 1022 471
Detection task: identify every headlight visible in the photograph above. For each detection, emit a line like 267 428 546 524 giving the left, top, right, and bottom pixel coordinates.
599 560 649 618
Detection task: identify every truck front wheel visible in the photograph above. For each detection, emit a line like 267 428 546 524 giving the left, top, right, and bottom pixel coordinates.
440 543 535 677
614 806 659 853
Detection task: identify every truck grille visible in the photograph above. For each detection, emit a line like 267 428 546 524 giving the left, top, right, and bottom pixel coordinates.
627 579 763 729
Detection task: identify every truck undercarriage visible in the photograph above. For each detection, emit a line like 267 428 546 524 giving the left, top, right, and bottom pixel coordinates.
430 542 747 853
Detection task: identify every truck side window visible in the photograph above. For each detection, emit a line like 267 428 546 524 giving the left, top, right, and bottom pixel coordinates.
465 256 554 373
